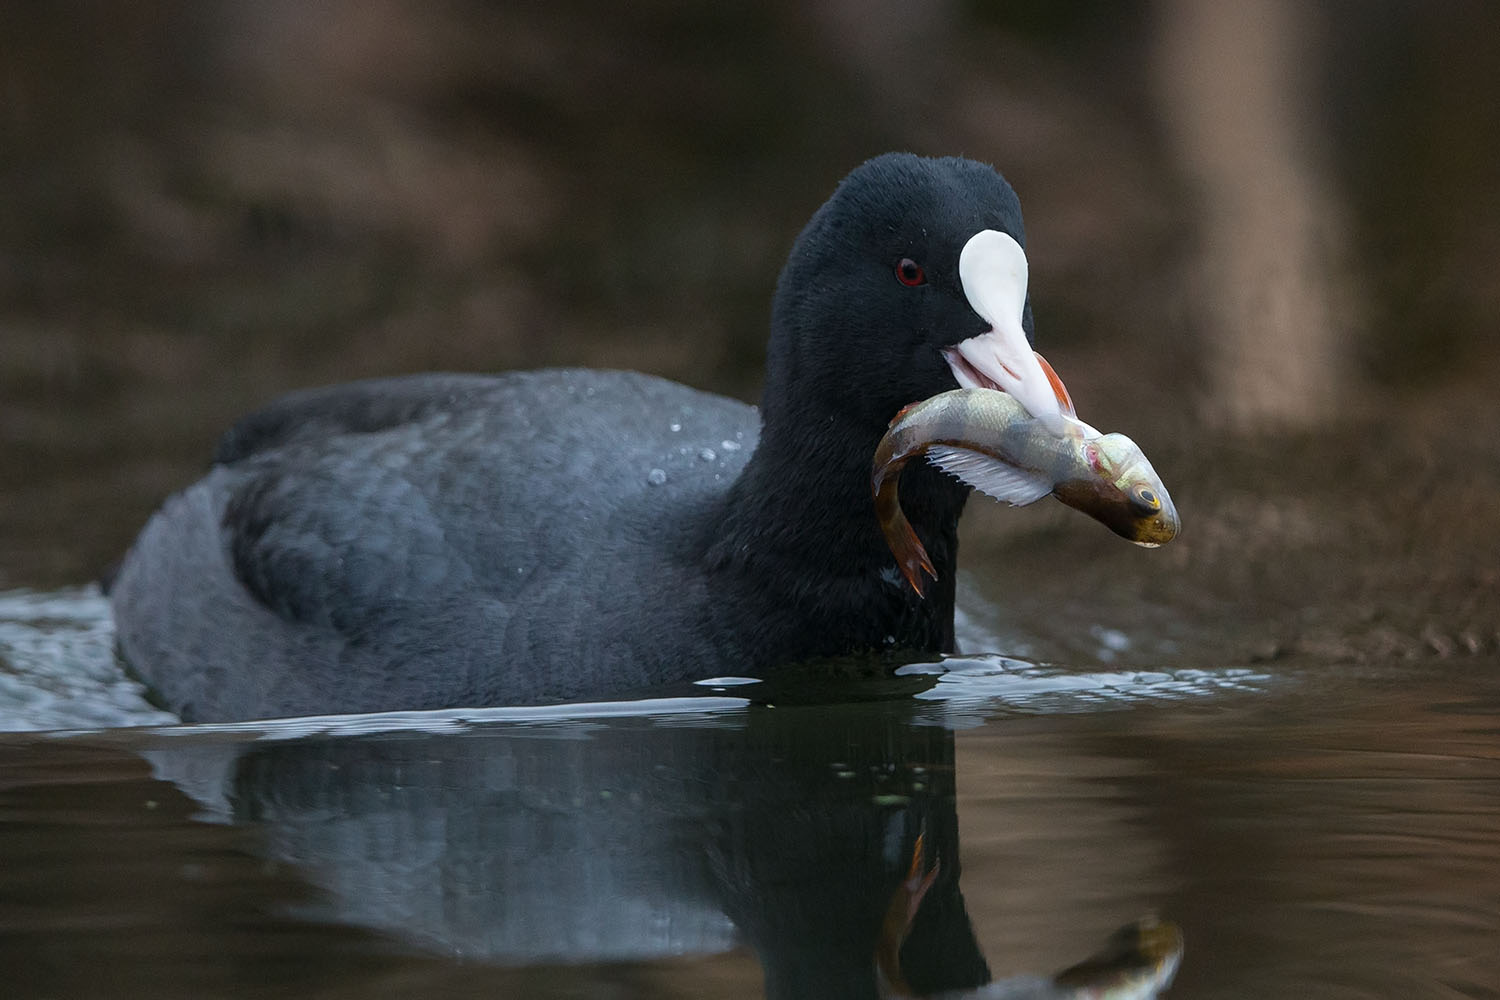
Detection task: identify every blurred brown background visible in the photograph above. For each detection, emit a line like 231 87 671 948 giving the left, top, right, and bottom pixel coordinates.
3 0 1498 588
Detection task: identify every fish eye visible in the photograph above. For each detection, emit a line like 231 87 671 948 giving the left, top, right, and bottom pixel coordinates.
1131 484 1161 512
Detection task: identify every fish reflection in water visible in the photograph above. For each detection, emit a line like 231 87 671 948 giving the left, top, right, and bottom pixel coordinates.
877 830 1182 1000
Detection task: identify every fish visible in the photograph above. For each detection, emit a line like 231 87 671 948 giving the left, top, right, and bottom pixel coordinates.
876 830 1183 1000
872 384 1180 596
1049 917 1184 1000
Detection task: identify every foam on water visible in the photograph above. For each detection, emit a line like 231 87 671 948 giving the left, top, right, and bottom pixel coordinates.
904 654 1271 729
0 587 176 732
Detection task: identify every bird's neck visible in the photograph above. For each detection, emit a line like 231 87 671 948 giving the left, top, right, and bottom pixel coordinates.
705 405 969 659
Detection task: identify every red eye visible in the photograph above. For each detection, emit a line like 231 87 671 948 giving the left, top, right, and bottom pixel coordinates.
895 258 926 287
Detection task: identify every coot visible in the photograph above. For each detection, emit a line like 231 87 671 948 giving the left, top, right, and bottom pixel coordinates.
111 153 1065 722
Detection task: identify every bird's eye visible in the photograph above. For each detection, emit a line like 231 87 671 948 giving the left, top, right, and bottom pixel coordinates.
1131 484 1161 512
895 258 926 287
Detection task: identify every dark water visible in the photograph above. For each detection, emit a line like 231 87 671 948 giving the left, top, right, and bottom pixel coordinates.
2 640 1498 998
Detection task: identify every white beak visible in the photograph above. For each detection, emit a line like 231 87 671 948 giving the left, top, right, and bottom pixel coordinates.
945 230 1068 437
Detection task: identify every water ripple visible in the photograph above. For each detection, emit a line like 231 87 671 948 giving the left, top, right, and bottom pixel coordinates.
902 653 1272 727
0 587 175 732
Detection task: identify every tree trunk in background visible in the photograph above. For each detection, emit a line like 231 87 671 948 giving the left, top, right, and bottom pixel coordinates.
1153 0 1354 429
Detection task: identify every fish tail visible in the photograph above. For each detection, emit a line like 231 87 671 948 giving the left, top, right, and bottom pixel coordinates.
874 461 938 597
899 520 938 597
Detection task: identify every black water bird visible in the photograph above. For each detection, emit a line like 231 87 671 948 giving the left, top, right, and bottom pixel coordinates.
111 153 1061 722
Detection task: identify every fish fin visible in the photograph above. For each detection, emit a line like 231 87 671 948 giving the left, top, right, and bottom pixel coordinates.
905 829 928 883
903 830 940 904
1034 351 1076 417
874 462 938 597
895 518 937 597
887 400 923 428
927 445 1053 506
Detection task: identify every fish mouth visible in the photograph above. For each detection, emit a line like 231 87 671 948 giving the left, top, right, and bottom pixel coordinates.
1053 476 1181 547
942 229 1073 435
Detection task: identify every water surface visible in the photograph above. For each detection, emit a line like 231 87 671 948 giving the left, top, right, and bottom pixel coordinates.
3 565 1497 997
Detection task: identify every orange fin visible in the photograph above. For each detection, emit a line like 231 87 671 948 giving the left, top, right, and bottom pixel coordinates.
876 825 942 995
902 829 941 916
896 518 937 597
888 400 923 428
874 461 938 598
905 830 927 882
1034 351 1076 417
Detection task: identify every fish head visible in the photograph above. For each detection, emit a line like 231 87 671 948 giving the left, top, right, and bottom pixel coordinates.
1052 431 1180 546
1052 915 1184 996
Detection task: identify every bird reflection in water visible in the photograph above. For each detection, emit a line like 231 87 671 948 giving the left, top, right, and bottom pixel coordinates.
146 700 1179 999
